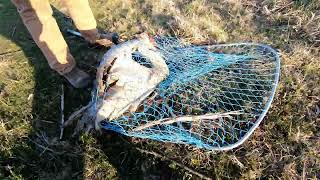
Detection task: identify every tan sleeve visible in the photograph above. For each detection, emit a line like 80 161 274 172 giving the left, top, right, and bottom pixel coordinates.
11 0 76 75
62 0 99 43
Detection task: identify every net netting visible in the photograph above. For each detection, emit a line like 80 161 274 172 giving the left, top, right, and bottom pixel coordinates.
97 37 280 150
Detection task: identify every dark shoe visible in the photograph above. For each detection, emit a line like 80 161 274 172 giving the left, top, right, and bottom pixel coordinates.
63 67 92 88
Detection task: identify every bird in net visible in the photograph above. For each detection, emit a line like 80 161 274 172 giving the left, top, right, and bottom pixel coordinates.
63 33 280 150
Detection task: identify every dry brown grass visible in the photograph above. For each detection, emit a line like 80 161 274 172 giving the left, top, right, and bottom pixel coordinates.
1 0 319 179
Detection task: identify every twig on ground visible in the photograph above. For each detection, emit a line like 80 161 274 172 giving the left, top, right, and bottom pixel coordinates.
230 155 244 169
302 159 306 180
0 49 22 57
27 137 54 153
136 147 212 180
132 111 240 131
118 135 211 179
11 25 16 37
63 101 94 127
59 85 65 140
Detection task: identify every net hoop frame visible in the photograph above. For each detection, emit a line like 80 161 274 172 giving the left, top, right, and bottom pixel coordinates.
191 42 281 151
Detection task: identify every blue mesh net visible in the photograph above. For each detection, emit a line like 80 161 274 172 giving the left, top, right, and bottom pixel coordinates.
98 37 280 150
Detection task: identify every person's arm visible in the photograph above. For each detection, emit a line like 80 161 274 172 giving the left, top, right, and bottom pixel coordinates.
62 0 118 46
11 0 76 75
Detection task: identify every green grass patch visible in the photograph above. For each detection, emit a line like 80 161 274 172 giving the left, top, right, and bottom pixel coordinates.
0 0 319 179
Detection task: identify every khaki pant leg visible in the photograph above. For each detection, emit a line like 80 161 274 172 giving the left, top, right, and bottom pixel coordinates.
11 0 76 75
62 0 99 43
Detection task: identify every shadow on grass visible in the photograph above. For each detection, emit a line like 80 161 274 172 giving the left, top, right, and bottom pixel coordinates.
0 1 176 179
0 1 87 179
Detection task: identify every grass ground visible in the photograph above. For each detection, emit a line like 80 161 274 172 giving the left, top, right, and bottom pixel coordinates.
0 0 319 179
